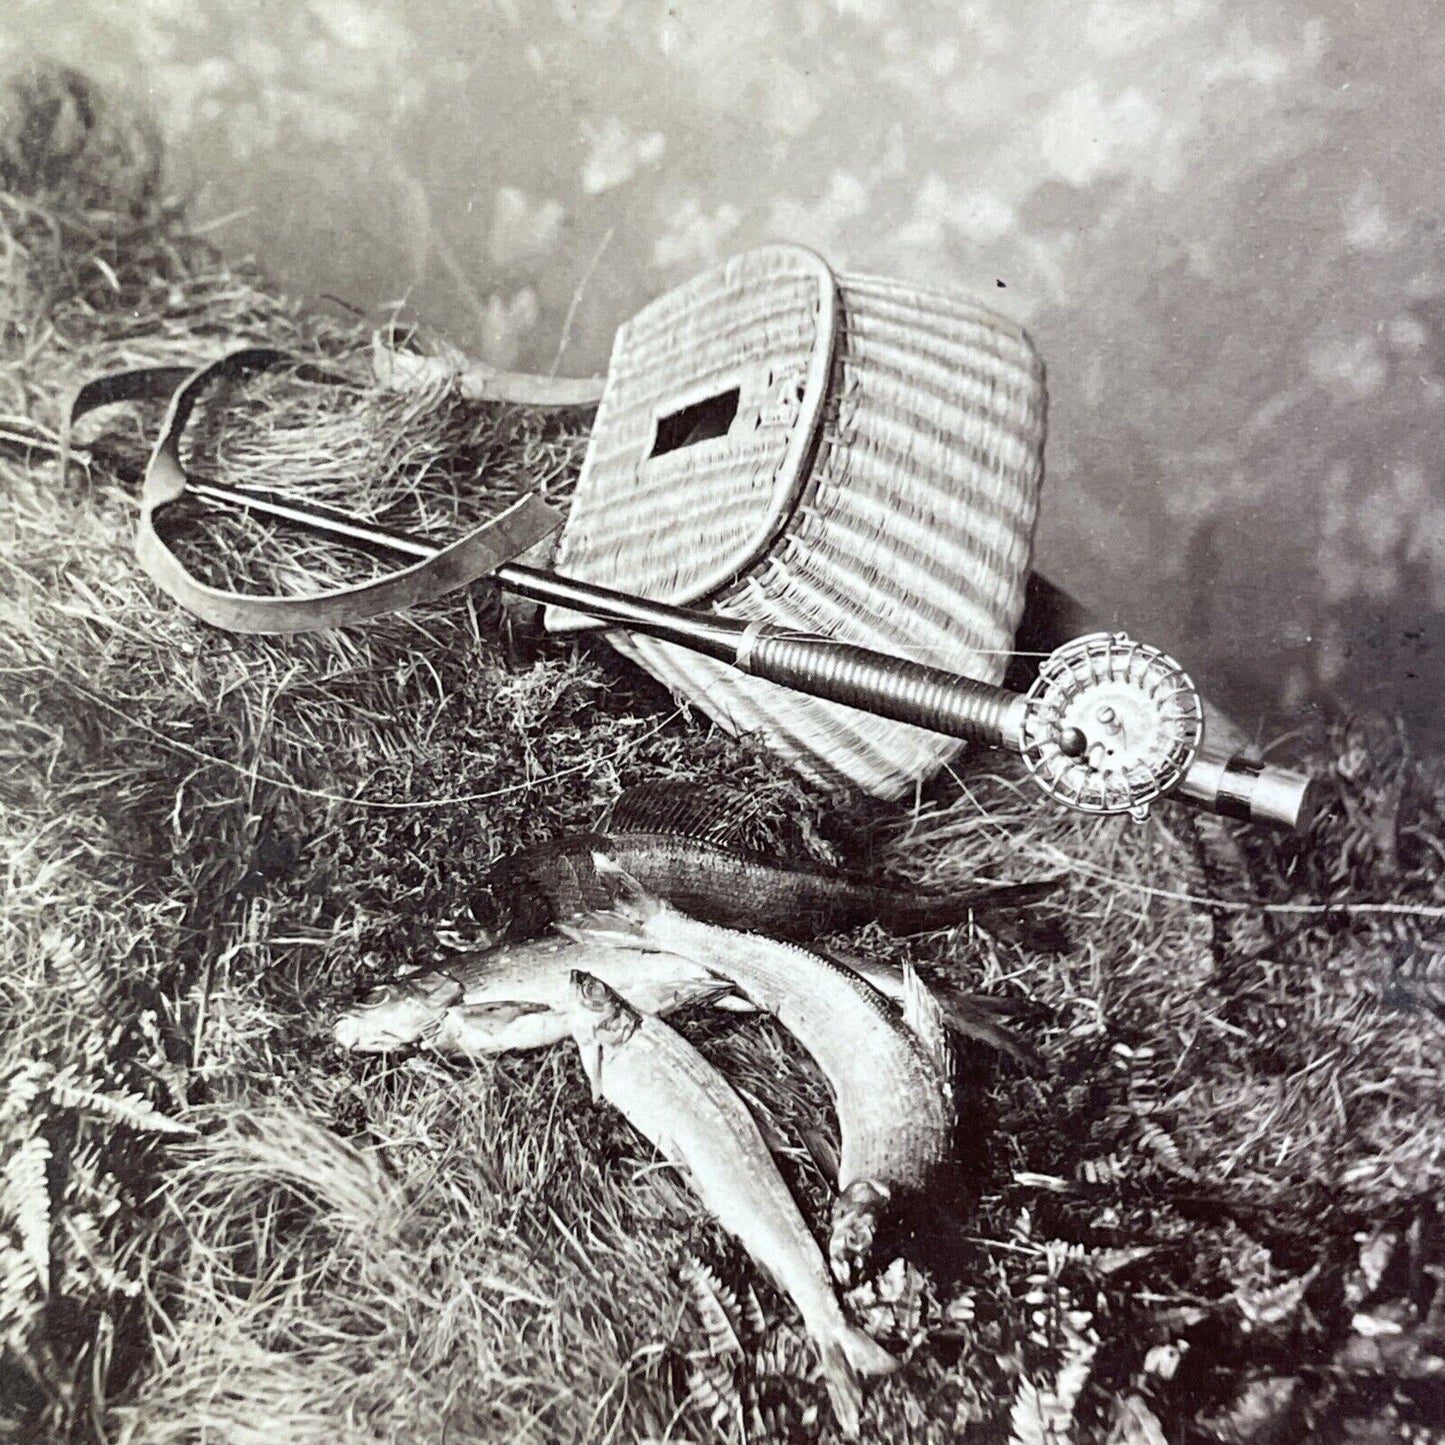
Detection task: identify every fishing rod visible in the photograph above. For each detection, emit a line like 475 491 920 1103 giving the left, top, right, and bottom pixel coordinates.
65 351 1322 833
176 471 1321 835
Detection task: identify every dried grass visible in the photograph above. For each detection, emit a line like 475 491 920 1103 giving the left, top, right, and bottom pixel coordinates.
3 67 1444 1445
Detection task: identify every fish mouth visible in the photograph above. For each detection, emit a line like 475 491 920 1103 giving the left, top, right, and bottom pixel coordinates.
828 1179 892 1285
332 1016 424 1053
333 1002 449 1054
330 968 467 1053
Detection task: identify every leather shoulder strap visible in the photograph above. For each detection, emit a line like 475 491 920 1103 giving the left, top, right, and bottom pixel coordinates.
68 348 564 634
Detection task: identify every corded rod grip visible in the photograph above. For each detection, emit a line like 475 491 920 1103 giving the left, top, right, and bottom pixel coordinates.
739 630 1029 750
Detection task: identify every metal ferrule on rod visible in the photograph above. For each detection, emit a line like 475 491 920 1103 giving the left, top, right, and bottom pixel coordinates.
1174 747 1321 832
496 562 751 663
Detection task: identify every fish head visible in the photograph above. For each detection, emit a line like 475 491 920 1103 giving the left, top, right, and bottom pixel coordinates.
568 969 640 1102
585 851 662 929
828 1178 892 1286
331 972 463 1053
568 969 641 1044
432 999 563 1054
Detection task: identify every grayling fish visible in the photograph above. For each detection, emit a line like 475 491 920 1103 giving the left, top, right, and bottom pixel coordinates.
567 969 897 1436
333 928 1035 1067
564 855 957 1285
488 781 1066 948
332 935 730 1054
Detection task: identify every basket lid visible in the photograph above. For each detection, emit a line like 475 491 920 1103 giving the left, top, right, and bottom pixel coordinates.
547 244 837 629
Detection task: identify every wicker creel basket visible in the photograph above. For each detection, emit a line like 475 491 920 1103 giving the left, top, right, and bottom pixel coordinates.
546 243 1047 799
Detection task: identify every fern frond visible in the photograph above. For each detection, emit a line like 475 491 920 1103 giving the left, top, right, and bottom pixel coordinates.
64 1212 141 1299
685 1353 739 1435
2 1136 52 1286
752 1322 811 1379
1009 1301 1099 1445
1010 1379 1051 1445
1134 1118 1198 1182
679 1253 745 1359
48 1069 194 1137
42 926 110 1005
741 1283 768 1338
0 1244 42 1334
1 1061 53 1126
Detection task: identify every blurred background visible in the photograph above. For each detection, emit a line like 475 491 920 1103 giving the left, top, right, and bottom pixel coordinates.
6 0 1442 742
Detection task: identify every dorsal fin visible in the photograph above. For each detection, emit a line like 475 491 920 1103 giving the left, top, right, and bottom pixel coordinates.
602 781 767 850
900 962 953 1080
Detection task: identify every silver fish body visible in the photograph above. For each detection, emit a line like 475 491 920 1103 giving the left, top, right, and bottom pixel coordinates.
568 970 896 1436
565 859 957 1282
332 935 727 1054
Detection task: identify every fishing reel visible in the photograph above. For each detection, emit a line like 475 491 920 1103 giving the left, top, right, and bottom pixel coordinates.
1015 632 1316 830
1020 632 1203 821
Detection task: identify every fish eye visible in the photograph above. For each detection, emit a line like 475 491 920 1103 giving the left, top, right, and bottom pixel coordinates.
357 982 403 1008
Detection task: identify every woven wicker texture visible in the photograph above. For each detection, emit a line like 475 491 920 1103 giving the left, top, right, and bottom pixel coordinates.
551 250 1046 799
550 244 834 613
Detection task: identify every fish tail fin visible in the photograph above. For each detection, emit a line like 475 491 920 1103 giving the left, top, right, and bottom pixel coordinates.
818 1324 897 1437
554 851 667 942
881 875 1067 938
817 1338 864 1438
934 987 1045 1070
836 1321 900 1379
556 914 646 947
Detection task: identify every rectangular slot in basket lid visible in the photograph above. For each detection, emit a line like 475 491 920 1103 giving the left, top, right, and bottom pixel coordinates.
545 246 1047 798
547 244 838 622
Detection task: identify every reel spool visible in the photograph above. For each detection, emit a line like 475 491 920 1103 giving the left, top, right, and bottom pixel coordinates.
1021 633 1206 821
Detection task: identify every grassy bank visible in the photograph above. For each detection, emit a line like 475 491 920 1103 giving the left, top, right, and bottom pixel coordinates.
3 68 1442 1444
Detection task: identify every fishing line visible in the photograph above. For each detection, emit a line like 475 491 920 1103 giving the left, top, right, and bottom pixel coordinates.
551 224 615 379
888 755 1442 923
33 668 688 812
1032 840 1445 920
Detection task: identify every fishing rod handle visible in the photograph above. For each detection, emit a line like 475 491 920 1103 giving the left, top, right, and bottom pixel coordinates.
735 627 1029 750
499 564 1028 745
